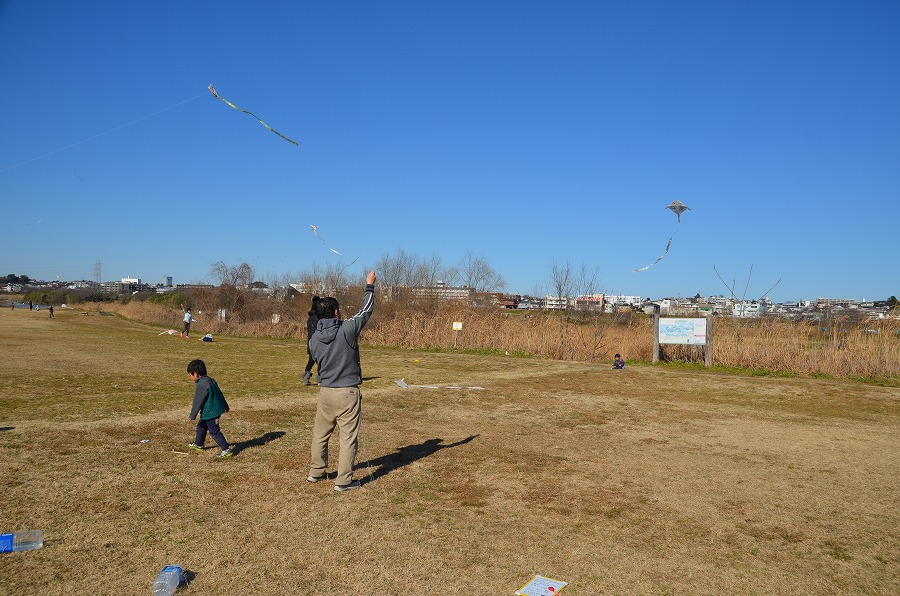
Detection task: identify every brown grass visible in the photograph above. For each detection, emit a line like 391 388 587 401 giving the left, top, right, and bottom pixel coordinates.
112 299 900 379
1 307 898 594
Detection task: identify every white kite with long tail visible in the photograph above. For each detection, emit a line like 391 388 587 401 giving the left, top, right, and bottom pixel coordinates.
634 199 691 272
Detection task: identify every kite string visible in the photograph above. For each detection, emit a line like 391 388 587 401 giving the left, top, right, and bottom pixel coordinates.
0 91 209 174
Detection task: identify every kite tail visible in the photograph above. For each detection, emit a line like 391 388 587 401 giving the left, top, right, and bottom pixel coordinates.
633 221 681 273
209 84 299 146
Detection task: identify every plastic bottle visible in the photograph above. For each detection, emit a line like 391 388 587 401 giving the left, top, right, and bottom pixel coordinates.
152 565 183 596
0 530 44 553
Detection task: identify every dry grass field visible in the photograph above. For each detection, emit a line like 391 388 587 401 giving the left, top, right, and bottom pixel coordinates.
109 298 900 380
1 306 898 595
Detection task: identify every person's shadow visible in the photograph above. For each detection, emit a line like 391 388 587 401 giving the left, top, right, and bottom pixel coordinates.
357 435 478 483
232 431 285 454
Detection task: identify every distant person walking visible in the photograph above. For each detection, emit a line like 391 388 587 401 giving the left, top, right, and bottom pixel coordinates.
180 303 194 338
302 296 320 386
48 304 54 318
28 300 33 311
307 270 376 492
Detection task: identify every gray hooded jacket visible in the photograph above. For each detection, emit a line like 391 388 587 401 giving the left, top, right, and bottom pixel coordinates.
309 284 375 388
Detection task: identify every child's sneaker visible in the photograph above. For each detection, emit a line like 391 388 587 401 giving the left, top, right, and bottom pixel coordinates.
217 448 234 458
188 443 204 451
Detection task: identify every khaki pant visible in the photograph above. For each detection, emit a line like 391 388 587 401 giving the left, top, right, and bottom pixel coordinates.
309 386 361 487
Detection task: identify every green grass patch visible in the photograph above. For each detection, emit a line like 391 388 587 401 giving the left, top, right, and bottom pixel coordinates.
847 374 900 387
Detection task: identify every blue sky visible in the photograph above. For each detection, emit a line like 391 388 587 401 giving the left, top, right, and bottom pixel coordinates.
1 1 898 302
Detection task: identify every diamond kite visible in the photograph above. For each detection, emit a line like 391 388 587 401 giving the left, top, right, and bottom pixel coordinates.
666 199 690 222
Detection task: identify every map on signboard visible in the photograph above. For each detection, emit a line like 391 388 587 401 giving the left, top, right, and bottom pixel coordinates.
659 317 707 345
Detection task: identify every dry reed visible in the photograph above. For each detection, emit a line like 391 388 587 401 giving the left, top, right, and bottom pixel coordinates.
108 298 899 379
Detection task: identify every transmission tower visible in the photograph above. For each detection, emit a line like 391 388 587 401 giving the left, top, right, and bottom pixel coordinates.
93 260 102 286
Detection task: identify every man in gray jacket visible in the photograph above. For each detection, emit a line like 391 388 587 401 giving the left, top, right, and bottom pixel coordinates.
306 270 377 492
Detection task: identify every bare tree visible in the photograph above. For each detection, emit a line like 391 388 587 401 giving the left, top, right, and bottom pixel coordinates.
412 253 446 287
547 260 576 358
208 261 255 321
441 265 460 287
459 251 505 293
571 264 617 363
210 261 255 287
548 259 575 308
546 261 612 361
376 248 419 289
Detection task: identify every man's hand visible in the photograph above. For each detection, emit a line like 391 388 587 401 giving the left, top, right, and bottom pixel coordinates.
366 270 377 285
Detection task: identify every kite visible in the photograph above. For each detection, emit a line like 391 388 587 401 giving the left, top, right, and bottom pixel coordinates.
158 329 179 335
516 574 569 595
666 199 690 222
208 84 299 147
310 224 343 256
634 199 691 272
309 224 362 269
394 379 485 390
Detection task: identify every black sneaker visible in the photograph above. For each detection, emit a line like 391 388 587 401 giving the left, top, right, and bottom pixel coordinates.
216 448 234 458
333 480 361 492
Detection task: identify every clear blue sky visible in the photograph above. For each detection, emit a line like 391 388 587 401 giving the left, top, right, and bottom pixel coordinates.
2 1 898 302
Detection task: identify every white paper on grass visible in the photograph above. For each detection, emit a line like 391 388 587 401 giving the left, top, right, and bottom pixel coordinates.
515 574 568 595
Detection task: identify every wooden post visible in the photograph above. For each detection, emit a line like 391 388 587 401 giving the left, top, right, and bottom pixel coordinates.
652 313 660 364
705 315 713 367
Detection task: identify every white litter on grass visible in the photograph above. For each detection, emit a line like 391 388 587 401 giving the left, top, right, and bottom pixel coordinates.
394 378 485 390
140 439 150 443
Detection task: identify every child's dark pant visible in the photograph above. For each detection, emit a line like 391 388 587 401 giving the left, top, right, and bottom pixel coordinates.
195 417 229 450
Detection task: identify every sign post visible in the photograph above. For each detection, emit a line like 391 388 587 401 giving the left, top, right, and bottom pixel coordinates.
654 316 713 367
452 321 463 349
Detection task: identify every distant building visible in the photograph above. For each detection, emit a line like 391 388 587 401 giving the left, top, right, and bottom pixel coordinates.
604 295 642 312
816 297 854 308
544 295 569 310
574 294 603 311
409 283 474 303
516 295 543 310
732 301 764 317
289 282 315 294
652 299 673 315
101 281 130 294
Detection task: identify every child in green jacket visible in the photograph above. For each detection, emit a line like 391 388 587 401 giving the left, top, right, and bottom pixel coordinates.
187 359 233 458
